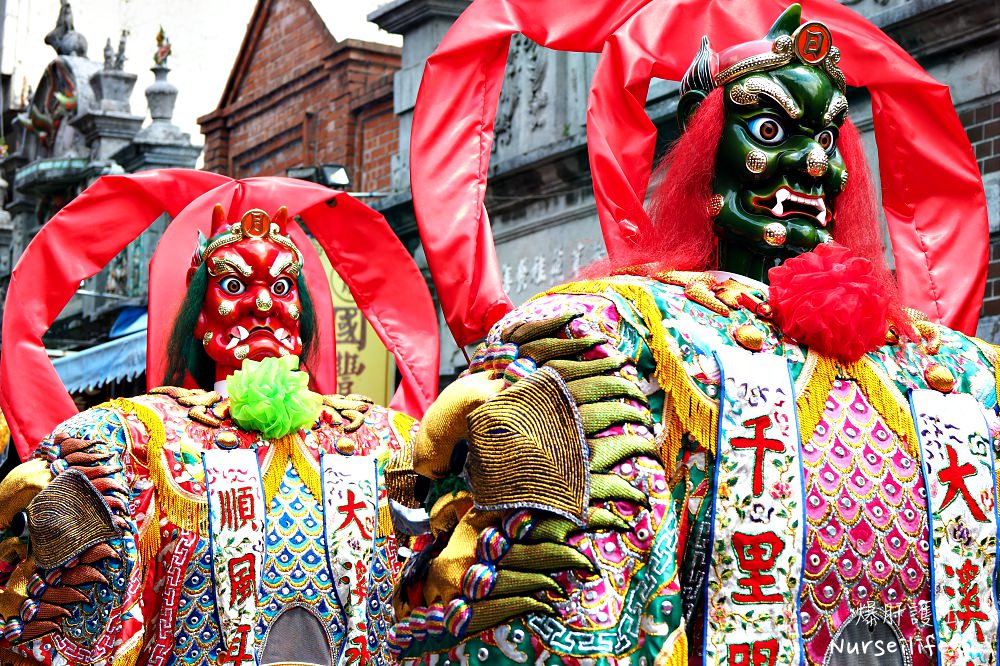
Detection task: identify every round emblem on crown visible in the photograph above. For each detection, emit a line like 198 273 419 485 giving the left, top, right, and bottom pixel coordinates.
241 208 270 238
793 22 833 65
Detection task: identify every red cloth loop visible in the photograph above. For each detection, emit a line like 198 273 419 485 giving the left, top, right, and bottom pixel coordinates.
587 0 987 333
410 0 655 346
2 171 439 459
412 0 987 343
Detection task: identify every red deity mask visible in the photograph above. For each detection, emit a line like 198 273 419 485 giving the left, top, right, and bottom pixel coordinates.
193 205 305 382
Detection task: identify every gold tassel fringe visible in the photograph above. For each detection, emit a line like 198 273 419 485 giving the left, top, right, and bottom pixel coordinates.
545 280 719 454
795 352 838 442
842 358 919 458
290 434 324 502
654 621 688 666
136 493 162 565
262 434 324 505
261 436 288 505
110 633 143 666
110 399 208 534
658 397 685 480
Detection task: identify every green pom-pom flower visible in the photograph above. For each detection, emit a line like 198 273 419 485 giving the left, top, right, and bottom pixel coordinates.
227 355 322 440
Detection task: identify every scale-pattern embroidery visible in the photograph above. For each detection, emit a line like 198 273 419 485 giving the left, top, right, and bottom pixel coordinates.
259 461 345 658
173 538 222 665
800 378 934 664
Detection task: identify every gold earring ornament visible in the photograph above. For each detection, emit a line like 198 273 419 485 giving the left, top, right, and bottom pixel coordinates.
707 194 724 217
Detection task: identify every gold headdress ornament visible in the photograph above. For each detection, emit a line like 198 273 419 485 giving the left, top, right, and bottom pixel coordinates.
200 205 304 277
680 6 846 102
715 22 845 92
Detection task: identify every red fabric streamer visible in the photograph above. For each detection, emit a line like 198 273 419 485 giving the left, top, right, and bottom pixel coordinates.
410 0 656 347
1 169 226 458
301 193 440 420
2 171 439 459
769 243 890 362
412 0 986 343
587 0 987 333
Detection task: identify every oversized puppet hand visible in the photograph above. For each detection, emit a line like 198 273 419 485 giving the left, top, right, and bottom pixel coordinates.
389 305 679 657
0 428 135 654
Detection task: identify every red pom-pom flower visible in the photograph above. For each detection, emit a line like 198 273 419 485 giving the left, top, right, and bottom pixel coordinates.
767 243 889 362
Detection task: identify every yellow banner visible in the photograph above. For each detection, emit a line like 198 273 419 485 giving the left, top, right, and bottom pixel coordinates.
313 242 395 404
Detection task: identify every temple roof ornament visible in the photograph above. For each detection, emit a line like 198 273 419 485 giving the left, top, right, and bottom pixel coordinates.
44 0 88 57
154 26 172 67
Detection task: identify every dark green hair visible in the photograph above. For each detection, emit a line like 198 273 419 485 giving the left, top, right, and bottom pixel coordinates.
164 263 318 389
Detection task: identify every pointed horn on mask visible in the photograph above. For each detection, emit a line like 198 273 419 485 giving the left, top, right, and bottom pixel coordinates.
272 206 289 235
210 203 228 236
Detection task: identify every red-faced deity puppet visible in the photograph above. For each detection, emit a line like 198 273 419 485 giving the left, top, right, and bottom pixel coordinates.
0 172 439 666
169 205 312 391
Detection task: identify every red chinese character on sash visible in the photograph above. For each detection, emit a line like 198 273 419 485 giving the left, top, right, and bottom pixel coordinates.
228 553 257 608
219 486 256 530
938 444 988 522
218 624 253 666
728 639 779 666
337 489 372 540
944 559 989 640
731 415 785 497
732 531 785 604
344 627 369 666
352 560 369 608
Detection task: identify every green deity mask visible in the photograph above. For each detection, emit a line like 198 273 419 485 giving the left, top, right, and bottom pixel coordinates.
677 4 850 283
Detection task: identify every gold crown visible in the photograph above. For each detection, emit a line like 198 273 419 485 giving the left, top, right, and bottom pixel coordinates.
201 206 304 277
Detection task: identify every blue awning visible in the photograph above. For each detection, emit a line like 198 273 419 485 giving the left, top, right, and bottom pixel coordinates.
109 306 148 339
52 330 147 393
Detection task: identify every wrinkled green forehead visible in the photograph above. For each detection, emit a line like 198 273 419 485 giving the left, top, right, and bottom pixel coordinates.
727 63 848 130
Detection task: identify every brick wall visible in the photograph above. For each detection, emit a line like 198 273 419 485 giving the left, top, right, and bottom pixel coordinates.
962 98 1000 333
199 0 400 191
353 78 397 193
961 100 1000 176
982 242 1000 318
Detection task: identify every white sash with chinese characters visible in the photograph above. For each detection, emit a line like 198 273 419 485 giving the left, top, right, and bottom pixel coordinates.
910 390 999 661
204 448 266 666
705 347 805 665
322 451 378 664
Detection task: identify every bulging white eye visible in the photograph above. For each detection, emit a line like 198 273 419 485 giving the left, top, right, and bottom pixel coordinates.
271 277 294 296
220 277 246 295
748 117 785 144
816 129 837 152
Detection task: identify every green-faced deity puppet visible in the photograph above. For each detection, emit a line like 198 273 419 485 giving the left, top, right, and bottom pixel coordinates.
391 5 1000 666
679 10 849 281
